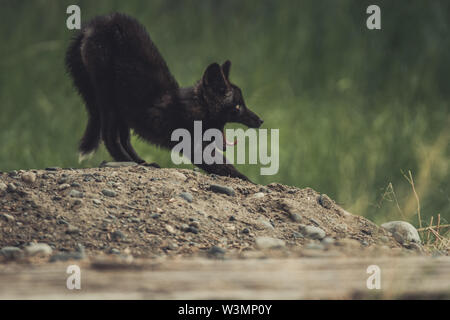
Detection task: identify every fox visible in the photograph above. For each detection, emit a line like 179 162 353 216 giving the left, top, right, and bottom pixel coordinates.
65 13 263 181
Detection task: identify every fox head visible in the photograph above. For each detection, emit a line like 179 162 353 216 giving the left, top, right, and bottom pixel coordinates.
198 61 263 148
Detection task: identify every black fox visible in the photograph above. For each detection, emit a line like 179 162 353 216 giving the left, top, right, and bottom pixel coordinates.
65 13 263 181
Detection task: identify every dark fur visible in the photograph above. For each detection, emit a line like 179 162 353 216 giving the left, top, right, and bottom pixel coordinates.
65 13 263 181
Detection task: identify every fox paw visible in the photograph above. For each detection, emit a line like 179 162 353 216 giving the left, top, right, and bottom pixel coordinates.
142 162 161 168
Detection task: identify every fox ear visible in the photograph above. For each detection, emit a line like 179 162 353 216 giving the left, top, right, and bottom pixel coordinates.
221 60 231 79
203 63 227 92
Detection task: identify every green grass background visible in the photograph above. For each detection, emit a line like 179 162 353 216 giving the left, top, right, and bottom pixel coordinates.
0 0 448 226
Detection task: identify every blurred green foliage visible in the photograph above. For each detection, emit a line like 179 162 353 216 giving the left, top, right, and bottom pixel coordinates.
0 0 448 225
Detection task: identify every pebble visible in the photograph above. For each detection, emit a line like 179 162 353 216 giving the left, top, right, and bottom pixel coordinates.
102 189 117 197
289 212 302 223
165 225 176 234
208 246 226 257
229 215 236 221
100 162 137 168
186 226 199 234
293 232 304 239
0 182 7 192
7 183 17 193
171 171 187 181
92 199 102 205
8 170 18 177
0 246 24 260
112 230 126 241
253 192 265 199
298 225 326 240
242 228 250 234
318 194 333 209
21 172 36 184
179 192 193 203
25 243 53 257
0 213 15 222
321 237 335 246
110 248 121 255
381 221 421 244
69 189 83 198
258 218 274 230
150 213 160 219
210 184 235 196
66 225 80 234
58 184 71 191
255 237 285 250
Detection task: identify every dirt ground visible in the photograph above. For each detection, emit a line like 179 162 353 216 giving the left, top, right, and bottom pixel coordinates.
0 164 448 299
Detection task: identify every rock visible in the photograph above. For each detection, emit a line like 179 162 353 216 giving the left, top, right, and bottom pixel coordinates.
49 247 85 262
208 246 226 257
21 172 36 184
242 228 250 234
293 232 304 239
66 225 79 234
0 246 24 260
321 237 335 246
253 192 265 199
112 230 126 241
179 192 193 203
110 248 121 255
150 213 160 219
171 171 187 181
69 189 83 198
165 225 176 234
92 199 102 205
6 183 17 193
0 213 15 222
102 189 117 197
25 243 53 257
258 218 274 230
0 182 7 192
8 170 18 177
318 194 333 209
381 221 421 244
405 242 423 253
229 215 236 221
185 226 199 234
298 225 326 240
289 212 302 223
255 237 285 250
100 161 137 168
58 183 71 191
210 184 235 196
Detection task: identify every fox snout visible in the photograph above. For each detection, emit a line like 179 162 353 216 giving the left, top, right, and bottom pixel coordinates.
240 108 264 128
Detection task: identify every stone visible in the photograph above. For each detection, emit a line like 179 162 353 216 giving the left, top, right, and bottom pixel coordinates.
0 246 24 260
69 189 83 198
0 213 15 222
179 192 193 203
381 221 421 244
21 172 36 184
318 194 333 209
253 192 265 199
258 218 274 230
58 184 71 190
208 246 226 257
102 189 117 197
25 243 53 257
210 184 235 196
100 161 137 168
298 225 326 240
255 237 285 250
0 182 7 192
112 230 126 241
289 212 302 223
